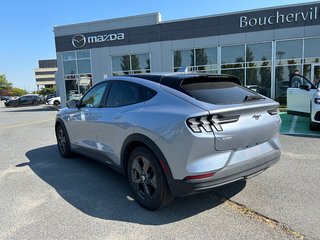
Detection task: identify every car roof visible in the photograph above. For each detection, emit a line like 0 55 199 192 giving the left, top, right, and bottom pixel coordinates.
124 73 242 94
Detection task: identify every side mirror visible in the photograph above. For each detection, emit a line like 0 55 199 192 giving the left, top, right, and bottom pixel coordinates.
299 84 310 91
66 99 78 108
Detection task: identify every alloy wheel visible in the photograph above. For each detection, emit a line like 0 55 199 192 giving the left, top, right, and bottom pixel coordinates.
131 156 157 200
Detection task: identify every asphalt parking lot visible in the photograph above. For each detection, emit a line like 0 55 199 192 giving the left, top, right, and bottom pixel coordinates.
0 101 319 240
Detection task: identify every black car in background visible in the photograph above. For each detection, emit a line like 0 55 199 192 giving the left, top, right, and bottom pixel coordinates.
1 96 12 101
4 94 42 107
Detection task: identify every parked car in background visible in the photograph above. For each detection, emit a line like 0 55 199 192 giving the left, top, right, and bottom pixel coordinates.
45 93 56 101
1 96 12 101
46 96 61 106
287 74 320 130
4 94 42 107
55 73 281 210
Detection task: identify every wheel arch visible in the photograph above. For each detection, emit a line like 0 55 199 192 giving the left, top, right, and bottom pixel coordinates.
121 134 173 180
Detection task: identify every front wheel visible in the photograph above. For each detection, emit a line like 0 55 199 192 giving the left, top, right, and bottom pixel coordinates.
56 124 73 158
127 146 174 210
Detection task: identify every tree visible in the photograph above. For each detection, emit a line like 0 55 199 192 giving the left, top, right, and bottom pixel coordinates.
145 59 151 72
121 55 131 74
8 87 27 96
174 51 182 71
245 48 258 85
191 49 208 71
0 74 12 90
131 55 141 72
37 87 56 96
259 56 271 97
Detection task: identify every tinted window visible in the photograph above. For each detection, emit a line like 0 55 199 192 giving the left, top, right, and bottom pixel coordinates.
81 82 108 108
182 81 261 105
141 85 156 101
107 82 139 107
107 81 156 107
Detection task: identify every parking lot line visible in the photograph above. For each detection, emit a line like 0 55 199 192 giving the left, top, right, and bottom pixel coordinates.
280 113 320 137
0 119 54 130
289 116 298 134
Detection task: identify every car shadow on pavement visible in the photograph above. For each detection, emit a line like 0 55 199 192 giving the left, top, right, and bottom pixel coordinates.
24 145 246 225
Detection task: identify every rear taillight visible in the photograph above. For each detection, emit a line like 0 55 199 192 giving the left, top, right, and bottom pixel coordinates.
183 172 215 181
267 108 279 115
187 114 240 133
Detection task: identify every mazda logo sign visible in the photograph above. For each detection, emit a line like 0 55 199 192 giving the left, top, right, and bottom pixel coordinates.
72 34 86 48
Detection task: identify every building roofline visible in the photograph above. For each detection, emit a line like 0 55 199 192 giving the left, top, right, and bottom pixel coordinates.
161 1 320 24
53 1 320 31
53 12 161 31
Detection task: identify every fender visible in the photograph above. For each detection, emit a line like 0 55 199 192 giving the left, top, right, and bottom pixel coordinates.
121 133 174 180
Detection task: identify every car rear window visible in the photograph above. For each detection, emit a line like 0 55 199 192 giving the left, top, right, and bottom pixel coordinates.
182 81 263 105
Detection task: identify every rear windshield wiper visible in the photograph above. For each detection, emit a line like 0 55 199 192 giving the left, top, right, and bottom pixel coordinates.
243 95 265 102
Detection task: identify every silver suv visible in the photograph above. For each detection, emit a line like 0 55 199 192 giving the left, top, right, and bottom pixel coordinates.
55 73 281 210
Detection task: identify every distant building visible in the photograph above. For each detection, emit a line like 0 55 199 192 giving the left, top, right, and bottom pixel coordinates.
35 59 57 90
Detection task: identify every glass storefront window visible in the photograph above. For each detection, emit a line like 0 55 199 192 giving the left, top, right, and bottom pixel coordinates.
276 40 303 61
246 42 272 62
63 50 92 101
63 61 77 75
246 67 271 97
174 48 218 72
173 50 193 70
63 52 76 61
77 59 91 74
112 53 150 75
195 48 217 66
111 56 124 72
275 65 302 102
304 38 320 63
221 69 245 83
221 45 245 64
134 53 150 71
76 50 90 59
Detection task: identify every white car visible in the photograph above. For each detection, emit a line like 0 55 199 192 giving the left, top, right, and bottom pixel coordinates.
287 75 320 130
47 96 61 106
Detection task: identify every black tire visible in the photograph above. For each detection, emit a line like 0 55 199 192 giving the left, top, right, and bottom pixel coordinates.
56 124 73 158
10 102 18 107
53 100 60 106
33 101 39 105
127 146 174 210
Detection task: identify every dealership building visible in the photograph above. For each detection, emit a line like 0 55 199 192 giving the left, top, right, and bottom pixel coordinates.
54 1 320 104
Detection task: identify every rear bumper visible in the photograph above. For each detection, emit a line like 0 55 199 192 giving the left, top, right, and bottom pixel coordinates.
168 150 280 197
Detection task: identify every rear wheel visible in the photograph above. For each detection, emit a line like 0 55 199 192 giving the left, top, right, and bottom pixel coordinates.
33 100 39 105
53 100 60 106
10 102 17 107
127 146 174 210
56 124 73 158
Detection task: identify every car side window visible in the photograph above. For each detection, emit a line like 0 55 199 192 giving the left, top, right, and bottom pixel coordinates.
81 82 108 108
106 81 141 107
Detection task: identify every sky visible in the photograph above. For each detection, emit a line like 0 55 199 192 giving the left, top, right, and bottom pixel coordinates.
0 0 316 91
